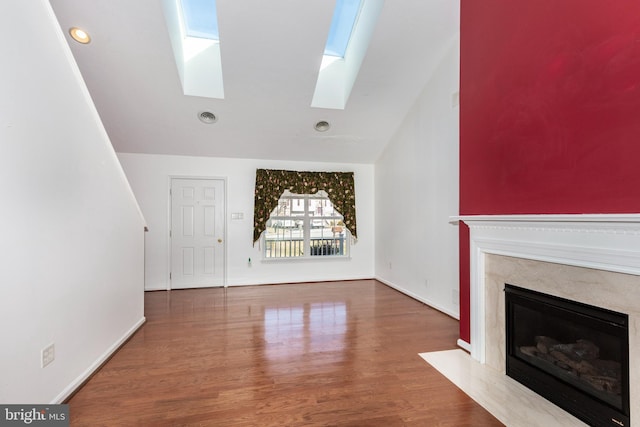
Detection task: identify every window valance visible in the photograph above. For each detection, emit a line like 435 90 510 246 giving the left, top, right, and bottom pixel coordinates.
253 169 357 244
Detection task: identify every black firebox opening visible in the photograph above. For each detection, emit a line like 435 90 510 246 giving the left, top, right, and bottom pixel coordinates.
505 284 630 427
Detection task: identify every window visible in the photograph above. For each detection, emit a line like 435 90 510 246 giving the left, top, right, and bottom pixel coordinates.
180 0 220 40
164 0 224 99
264 191 350 259
252 168 357 244
311 0 383 109
324 0 363 58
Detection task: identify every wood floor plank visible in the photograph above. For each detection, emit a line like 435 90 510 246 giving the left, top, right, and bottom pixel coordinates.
67 280 503 426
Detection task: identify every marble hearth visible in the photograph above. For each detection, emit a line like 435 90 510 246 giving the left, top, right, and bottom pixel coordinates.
452 215 640 425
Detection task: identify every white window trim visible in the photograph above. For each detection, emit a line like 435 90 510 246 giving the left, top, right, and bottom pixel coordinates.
262 192 350 261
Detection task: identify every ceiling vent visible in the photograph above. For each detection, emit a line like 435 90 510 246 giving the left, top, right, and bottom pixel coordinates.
198 111 217 124
314 121 331 132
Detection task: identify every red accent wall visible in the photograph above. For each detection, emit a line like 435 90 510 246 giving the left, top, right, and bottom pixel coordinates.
459 0 640 342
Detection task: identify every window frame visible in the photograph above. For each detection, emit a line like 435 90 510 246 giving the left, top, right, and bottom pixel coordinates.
262 191 350 261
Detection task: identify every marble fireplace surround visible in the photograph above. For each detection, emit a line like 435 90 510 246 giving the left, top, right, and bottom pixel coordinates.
458 214 640 424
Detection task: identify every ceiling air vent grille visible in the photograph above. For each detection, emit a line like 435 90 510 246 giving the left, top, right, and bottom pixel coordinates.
198 111 217 124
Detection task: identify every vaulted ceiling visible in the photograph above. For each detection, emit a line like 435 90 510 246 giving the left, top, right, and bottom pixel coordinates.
49 0 459 164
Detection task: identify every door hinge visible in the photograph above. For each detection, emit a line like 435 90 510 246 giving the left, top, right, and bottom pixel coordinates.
169 230 172 237
170 273 172 280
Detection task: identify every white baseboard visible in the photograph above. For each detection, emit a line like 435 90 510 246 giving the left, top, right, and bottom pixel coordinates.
145 285 168 291
52 317 146 404
147 277 375 290
374 276 460 320
225 276 374 287
457 338 471 352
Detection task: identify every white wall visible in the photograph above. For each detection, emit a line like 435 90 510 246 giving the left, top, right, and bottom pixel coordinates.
0 0 146 403
117 153 374 290
374 35 460 318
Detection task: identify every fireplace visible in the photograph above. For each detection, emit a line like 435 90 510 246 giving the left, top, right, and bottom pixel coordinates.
505 284 630 426
455 214 640 425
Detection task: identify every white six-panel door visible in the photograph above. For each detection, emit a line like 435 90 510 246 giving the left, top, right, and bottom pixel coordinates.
170 178 225 289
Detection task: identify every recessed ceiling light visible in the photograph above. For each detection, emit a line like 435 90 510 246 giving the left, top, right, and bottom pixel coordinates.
314 121 330 132
69 27 91 44
198 111 218 124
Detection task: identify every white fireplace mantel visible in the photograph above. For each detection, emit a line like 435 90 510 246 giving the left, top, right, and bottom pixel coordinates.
452 213 640 363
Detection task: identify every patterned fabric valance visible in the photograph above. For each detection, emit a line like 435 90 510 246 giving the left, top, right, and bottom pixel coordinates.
253 169 357 244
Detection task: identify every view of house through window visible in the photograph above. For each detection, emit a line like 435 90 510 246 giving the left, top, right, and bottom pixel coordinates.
264 191 350 259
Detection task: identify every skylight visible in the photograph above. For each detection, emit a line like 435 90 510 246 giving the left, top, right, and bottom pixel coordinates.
311 0 383 110
163 0 224 99
180 0 219 40
324 0 362 57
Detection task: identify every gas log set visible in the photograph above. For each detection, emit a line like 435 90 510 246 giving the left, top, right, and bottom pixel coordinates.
518 336 621 396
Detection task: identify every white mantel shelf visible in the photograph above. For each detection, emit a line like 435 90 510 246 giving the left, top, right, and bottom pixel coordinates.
455 213 640 281
455 213 640 364
451 213 640 223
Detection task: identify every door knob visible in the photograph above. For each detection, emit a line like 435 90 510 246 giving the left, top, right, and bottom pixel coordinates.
218 238 223 243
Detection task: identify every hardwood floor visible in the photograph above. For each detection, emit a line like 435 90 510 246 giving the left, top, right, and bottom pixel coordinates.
68 280 502 426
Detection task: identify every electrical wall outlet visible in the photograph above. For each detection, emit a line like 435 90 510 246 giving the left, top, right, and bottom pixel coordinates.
42 343 55 368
